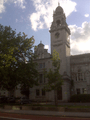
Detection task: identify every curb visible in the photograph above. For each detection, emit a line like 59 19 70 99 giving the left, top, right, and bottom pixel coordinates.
0 116 30 120
0 109 90 118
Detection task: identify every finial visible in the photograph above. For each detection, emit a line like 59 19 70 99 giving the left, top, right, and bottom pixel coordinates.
40 41 42 44
58 2 60 6
53 10 54 14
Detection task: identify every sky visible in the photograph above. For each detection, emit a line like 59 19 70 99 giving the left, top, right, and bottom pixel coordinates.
0 0 90 55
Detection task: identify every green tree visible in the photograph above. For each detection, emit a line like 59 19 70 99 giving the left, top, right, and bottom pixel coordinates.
0 24 38 95
44 49 63 106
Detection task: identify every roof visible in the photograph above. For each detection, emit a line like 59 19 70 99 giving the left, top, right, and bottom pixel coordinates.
38 42 44 47
55 6 63 14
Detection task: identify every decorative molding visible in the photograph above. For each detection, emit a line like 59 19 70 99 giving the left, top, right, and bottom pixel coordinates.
53 40 63 43
53 43 63 46
49 25 70 34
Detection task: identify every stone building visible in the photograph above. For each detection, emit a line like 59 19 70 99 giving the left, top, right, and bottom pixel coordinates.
71 54 90 95
30 4 90 102
1 4 90 102
30 4 71 102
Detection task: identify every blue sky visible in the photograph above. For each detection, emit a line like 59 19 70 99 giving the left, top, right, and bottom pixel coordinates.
0 0 90 55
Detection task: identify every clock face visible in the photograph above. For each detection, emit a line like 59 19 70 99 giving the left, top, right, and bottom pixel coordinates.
55 32 59 38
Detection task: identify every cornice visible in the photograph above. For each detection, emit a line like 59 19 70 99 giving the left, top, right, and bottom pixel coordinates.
52 41 70 48
34 56 51 62
49 25 70 35
70 62 90 65
52 42 63 47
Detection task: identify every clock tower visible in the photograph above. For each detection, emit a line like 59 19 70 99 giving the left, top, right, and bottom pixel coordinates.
49 3 70 76
49 3 71 101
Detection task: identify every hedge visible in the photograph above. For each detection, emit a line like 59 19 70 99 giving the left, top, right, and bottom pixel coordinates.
69 94 90 102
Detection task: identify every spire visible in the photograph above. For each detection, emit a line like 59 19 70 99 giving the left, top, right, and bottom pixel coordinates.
58 2 60 6
53 10 54 14
40 41 42 44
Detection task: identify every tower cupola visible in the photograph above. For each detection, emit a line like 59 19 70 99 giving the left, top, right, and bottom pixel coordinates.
50 3 70 35
54 6 63 15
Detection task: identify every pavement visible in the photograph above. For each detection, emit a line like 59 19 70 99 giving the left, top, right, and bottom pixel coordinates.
0 108 90 118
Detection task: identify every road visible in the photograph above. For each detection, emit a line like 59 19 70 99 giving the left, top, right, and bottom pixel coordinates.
0 112 90 120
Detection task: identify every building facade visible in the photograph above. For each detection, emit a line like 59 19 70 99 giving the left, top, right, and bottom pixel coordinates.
30 4 71 102
30 4 90 102
1 4 90 102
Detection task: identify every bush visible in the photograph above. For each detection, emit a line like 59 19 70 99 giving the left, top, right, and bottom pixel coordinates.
70 94 90 102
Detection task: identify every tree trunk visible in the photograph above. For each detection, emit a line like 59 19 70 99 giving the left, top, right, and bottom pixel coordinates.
54 90 58 106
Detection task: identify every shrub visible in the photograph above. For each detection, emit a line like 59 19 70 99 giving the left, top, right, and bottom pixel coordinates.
70 94 90 102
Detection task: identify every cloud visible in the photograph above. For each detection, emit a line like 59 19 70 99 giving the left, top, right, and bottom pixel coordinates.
69 21 90 55
0 0 6 13
14 0 26 9
84 14 89 17
45 45 49 50
16 18 18 22
44 45 50 53
30 0 77 31
0 0 26 14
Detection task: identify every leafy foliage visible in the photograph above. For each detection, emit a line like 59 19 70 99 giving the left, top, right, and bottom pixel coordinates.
44 50 63 105
0 24 38 92
44 49 63 91
51 49 60 69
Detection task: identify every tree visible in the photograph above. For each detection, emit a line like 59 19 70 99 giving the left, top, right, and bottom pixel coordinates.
44 49 63 106
0 24 38 95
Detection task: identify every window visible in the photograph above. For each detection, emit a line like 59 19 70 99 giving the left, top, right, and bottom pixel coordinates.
77 69 84 81
39 74 43 83
82 88 84 94
42 89 45 96
39 63 42 68
76 88 80 94
39 63 45 69
55 32 60 38
43 63 45 68
78 73 82 81
76 74 77 81
44 75 45 83
84 71 89 81
56 20 61 26
36 89 40 96
78 73 80 81
80 73 83 81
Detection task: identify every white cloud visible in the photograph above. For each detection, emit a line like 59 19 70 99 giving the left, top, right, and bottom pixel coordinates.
0 0 7 13
0 0 26 14
16 18 18 22
84 14 89 17
30 0 77 31
69 21 90 55
44 45 50 53
14 0 26 9
45 45 49 50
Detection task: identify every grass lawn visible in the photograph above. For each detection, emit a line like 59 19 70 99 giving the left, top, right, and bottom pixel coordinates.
0 103 90 109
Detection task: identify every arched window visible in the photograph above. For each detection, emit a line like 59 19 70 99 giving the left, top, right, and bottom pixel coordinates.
77 69 83 81
55 32 60 38
56 20 61 26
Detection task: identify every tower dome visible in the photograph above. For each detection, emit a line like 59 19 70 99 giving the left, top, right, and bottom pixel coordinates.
55 6 63 14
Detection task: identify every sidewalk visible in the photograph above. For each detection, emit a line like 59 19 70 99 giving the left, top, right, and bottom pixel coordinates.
0 108 90 118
